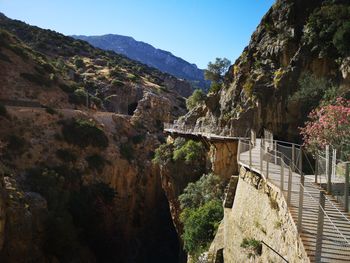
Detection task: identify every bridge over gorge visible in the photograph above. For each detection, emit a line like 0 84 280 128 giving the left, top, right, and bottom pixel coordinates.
164 123 350 262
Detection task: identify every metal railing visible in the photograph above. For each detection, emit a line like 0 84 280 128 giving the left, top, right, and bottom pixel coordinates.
238 130 350 262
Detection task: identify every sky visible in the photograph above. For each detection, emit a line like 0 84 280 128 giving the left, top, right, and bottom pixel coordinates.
0 0 275 69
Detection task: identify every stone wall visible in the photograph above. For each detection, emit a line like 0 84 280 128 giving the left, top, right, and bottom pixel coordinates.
215 166 309 263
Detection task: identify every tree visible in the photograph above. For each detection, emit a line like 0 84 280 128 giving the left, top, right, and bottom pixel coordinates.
173 140 205 164
180 200 223 257
186 89 206 110
300 98 350 159
204 57 231 93
204 57 231 83
179 173 225 209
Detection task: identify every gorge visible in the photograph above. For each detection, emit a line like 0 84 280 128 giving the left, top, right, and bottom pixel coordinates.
1 0 350 262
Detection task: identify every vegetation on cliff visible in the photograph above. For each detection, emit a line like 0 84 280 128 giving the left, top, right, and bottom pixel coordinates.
179 174 224 259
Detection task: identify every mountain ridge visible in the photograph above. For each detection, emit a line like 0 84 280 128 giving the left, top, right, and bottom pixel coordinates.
73 34 210 90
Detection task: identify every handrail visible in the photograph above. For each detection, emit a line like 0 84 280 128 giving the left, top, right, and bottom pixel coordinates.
260 241 289 263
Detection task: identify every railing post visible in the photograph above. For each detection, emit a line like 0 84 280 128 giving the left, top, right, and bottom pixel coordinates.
274 141 277 164
326 145 332 194
292 144 295 172
297 174 305 232
287 168 292 206
280 160 284 191
237 140 241 163
315 190 326 262
345 162 349 212
266 156 269 179
249 142 252 169
260 141 263 172
315 155 318 184
299 146 303 174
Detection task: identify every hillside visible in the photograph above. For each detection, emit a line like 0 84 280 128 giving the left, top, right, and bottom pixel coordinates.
0 13 190 263
177 0 350 141
73 34 210 90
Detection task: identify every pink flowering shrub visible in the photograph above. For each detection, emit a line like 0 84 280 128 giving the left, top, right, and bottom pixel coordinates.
300 98 350 159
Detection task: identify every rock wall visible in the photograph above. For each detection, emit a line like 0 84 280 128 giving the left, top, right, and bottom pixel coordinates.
217 166 309 263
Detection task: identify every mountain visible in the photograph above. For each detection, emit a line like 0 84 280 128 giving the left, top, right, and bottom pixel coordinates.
72 34 209 90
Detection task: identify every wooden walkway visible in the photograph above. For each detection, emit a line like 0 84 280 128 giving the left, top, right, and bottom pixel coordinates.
239 139 350 263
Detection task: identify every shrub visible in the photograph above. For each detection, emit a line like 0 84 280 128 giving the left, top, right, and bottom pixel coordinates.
186 89 206 110
300 97 350 159
173 140 205 164
74 57 84 68
0 103 7 117
62 118 108 148
153 143 173 165
85 154 106 172
45 106 57 115
131 134 145 144
6 134 26 153
240 238 262 257
303 3 350 57
69 88 87 105
243 78 254 97
59 83 75 93
289 73 335 111
208 82 222 94
179 174 225 209
20 72 51 87
180 200 223 257
120 142 134 161
56 149 77 163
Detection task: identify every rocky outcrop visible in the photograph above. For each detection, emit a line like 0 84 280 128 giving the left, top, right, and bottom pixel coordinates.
177 0 350 141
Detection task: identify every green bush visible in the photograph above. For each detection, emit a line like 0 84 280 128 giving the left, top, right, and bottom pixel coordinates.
186 89 206 110
59 83 75 93
85 154 106 172
240 238 262 257
180 200 223 257
131 134 145 144
173 140 205 164
62 118 108 148
74 57 84 68
179 174 225 209
153 143 173 165
69 88 87 105
45 106 57 115
303 3 350 57
56 149 77 163
289 72 336 111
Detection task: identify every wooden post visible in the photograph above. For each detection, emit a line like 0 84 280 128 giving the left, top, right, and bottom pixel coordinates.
315 191 326 262
345 163 349 213
287 168 292 206
297 174 305 232
292 144 295 172
280 160 284 191
326 145 332 194
249 142 252 169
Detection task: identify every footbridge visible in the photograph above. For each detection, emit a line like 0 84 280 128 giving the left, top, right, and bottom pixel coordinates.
164 123 350 262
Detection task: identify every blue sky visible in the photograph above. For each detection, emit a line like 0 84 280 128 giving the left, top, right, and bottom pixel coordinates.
0 0 275 68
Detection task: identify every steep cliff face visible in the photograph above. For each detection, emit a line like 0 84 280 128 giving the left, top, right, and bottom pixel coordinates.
178 0 350 141
0 13 189 263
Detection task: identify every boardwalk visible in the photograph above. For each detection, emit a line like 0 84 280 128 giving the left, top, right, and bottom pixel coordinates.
239 139 350 263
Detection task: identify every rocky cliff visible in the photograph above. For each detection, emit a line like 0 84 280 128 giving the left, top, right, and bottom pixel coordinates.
0 13 191 263
73 34 210 91
178 0 350 141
